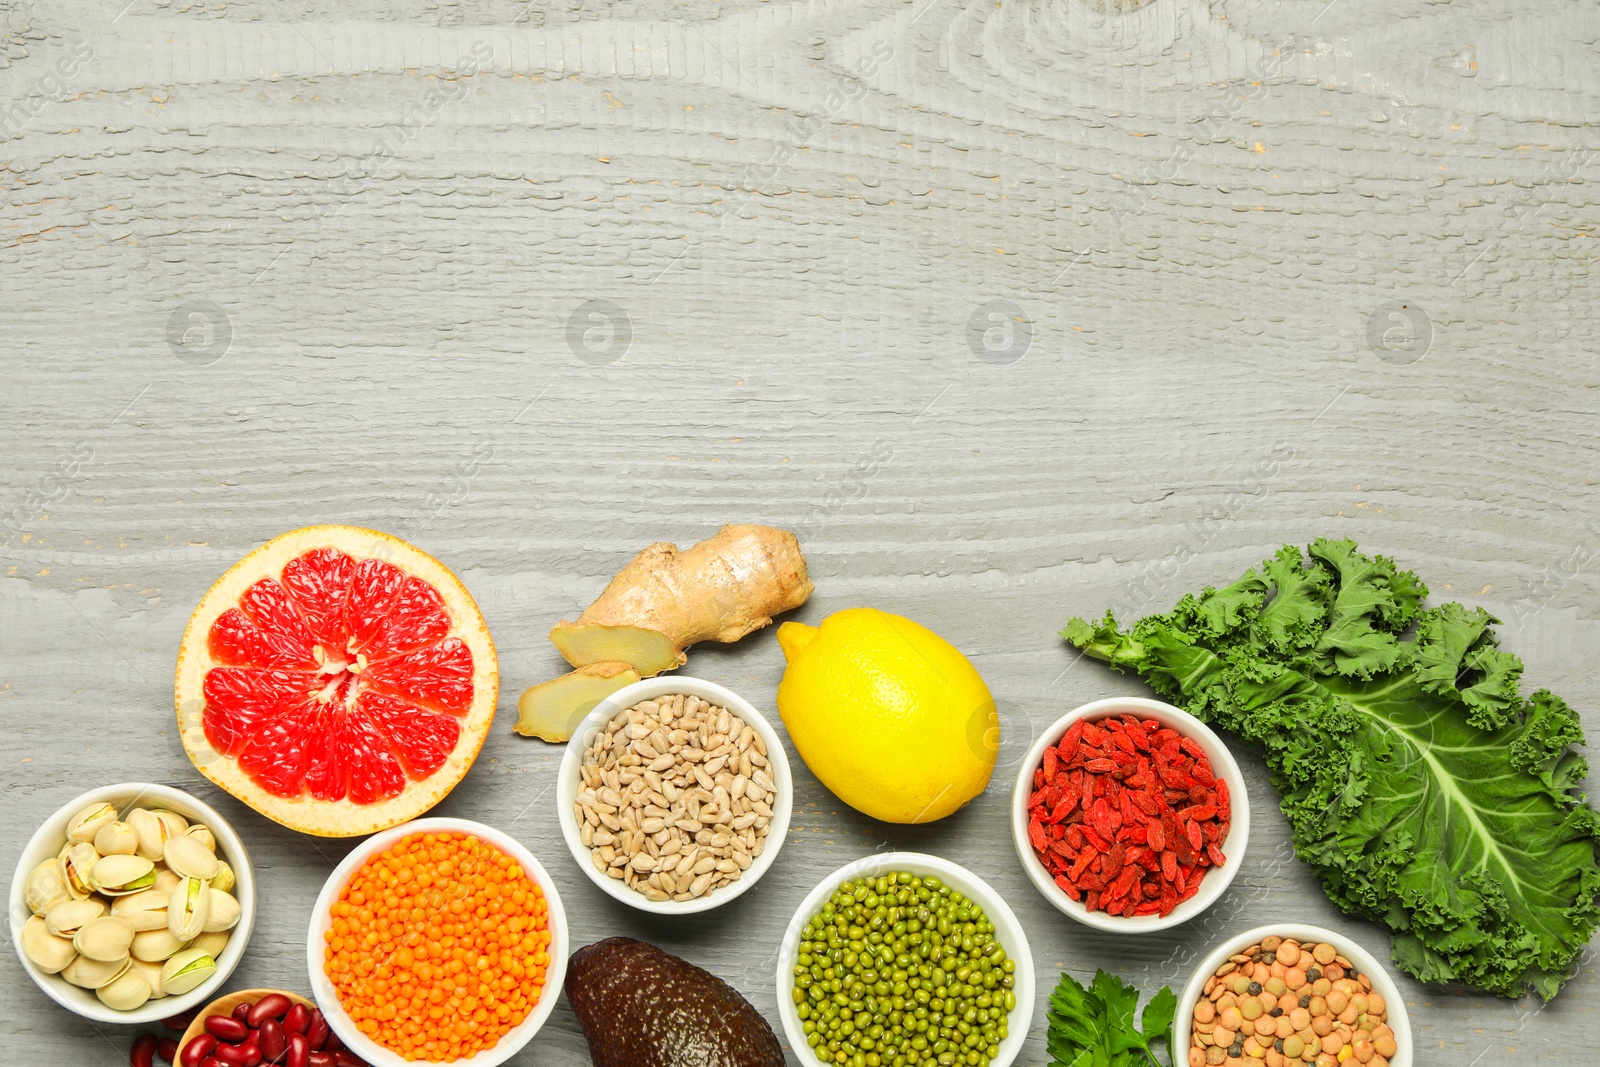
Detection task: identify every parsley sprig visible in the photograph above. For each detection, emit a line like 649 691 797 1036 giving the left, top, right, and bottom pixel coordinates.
1045 969 1177 1067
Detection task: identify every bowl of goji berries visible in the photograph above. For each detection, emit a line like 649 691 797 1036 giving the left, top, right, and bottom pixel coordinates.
1011 697 1249 932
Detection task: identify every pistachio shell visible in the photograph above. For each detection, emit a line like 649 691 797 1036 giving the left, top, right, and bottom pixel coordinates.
126 809 169 862
129 958 167 998
188 929 230 958
185 824 217 852
210 860 236 895
96 965 152 1011
45 897 106 938
93 820 140 857
152 809 189 837
66 803 118 845
153 867 181 895
163 836 220 881
201 889 240 933
25 858 72 914
131 927 188 963
111 888 170 932
167 876 211 941
21 915 77 974
60 953 129 990
160 947 216 995
73 915 137 962
62 843 99 898
90 854 157 896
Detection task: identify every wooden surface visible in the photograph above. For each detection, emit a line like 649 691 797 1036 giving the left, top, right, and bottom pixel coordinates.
4 0 1598 1063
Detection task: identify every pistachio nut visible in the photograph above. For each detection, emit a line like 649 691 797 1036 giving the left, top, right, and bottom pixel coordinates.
131 926 188 963
89 854 157 896
153 867 181 895
21 915 77 974
93 820 140 857
152 809 190 837
167 876 211 941
61 952 130 990
73 915 137 962
62 843 99 898
126 809 169 862
201 889 240 933
210 860 236 895
160 947 216 996
25 857 72 914
65 802 119 845
188 929 231 958
44 897 106 938
163 835 220 881
129 957 167 999
110 888 170 932
185 824 217 852
96 965 152 1011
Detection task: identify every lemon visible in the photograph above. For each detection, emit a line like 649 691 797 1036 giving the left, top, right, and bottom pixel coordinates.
776 608 998 823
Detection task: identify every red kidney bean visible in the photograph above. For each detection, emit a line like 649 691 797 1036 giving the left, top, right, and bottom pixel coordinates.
163 1010 199 1032
306 1055 334 1067
282 1004 310 1036
322 1030 344 1054
132 1034 160 1067
158 1038 180 1064
202 1060 223 1067
206 1016 250 1044
233 1003 254 1024
215 1044 262 1067
181 1035 217 1067
304 1010 329 1051
285 1034 309 1067
258 1019 287 1063
247 994 293 1029
332 1054 367 1067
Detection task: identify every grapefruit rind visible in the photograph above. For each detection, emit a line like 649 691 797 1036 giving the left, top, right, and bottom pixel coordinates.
175 525 497 837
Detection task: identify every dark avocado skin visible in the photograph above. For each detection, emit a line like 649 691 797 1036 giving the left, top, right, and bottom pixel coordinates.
566 937 786 1067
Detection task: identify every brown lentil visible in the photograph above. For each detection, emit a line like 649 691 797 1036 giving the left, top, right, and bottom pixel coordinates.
1190 937 1398 1067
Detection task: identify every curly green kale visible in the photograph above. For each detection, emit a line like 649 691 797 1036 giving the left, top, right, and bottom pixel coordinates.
1063 539 1600 1000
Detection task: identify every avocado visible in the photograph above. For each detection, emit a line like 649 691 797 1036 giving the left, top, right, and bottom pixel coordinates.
565 937 786 1067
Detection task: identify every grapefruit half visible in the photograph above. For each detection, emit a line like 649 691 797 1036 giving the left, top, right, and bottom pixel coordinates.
175 526 498 836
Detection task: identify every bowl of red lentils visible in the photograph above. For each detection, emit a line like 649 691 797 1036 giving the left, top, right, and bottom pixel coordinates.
305 817 568 1067
1010 697 1250 932
1177 924 1410 1067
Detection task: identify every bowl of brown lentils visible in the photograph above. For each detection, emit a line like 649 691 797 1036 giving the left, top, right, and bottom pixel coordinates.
1177 923 1410 1067
555 675 793 915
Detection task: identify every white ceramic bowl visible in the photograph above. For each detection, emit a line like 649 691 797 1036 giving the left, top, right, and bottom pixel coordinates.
556 675 792 915
9 782 256 1024
305 817 568 1067
1011 696 1249 933
776 852 1036 1067
1177 923 1412 1067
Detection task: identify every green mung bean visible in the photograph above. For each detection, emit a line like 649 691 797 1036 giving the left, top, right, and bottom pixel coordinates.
793 873 1015 1067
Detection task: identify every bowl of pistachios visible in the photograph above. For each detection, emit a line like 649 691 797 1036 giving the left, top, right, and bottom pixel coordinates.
9 782 255 1024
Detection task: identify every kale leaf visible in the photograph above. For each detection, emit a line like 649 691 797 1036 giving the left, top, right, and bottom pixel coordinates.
1063 539 1600 1000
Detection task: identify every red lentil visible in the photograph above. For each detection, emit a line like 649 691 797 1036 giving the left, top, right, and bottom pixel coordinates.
1027 714 1231 917
323 831 551 1062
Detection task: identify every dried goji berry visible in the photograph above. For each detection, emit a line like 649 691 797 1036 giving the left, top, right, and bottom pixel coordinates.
1028 818 1047 853
1043 747 1058 779
1146 819 1166 852
1085 757 1117 773
1184 818 1203 851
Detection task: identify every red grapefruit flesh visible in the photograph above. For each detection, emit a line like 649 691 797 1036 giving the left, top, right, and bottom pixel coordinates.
176 526 498 836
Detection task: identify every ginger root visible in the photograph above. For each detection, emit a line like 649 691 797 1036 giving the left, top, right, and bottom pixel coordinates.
514 661 641 742
549 524 813 676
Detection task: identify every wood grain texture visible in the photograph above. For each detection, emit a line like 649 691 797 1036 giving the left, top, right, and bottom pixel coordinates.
3 0 1598 1063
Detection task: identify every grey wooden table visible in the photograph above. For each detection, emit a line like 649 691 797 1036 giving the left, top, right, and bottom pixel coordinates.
4 0 1598 1063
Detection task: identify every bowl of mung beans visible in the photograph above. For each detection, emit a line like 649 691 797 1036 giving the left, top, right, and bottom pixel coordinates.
556 675 793 916
776 852 1035 1067
1177 924 1410 1067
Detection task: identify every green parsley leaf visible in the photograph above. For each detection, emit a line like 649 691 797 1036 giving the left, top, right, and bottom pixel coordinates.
1047 969 1177 1067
